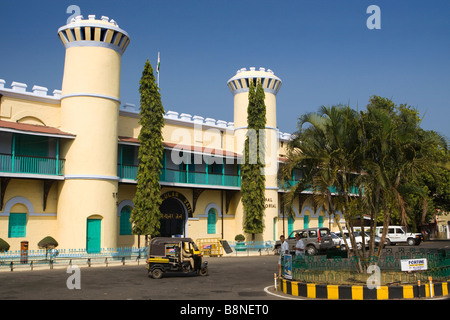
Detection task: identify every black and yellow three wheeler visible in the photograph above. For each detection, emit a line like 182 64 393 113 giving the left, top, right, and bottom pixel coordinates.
146 237 208 279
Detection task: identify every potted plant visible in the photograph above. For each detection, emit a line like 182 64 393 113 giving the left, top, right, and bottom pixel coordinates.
234 234 246 251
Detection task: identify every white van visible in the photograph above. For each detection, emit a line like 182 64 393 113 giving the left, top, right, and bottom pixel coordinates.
375 226 423 246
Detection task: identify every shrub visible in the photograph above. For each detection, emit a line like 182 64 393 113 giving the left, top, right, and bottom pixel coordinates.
38 236 58 250
0 238 10 252
234 234 245 242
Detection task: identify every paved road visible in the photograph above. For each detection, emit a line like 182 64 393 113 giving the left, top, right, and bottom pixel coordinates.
0 241 447 301
0 255 281 300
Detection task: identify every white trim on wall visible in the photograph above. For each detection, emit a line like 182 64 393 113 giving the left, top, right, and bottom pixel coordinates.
0 196 57 217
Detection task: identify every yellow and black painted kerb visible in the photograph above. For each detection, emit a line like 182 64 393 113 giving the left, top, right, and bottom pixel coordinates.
278 278 450 299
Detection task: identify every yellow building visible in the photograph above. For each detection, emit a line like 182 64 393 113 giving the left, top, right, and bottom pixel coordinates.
0 14 339 252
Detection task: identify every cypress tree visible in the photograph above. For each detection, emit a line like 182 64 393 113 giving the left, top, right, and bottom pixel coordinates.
130 60 165 241
241 79 266 239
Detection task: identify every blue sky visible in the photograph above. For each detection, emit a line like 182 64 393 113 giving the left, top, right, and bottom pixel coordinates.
1 0 449 139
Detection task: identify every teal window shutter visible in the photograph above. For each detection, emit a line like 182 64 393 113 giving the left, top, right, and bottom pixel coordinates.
8 213 27 238
318 216 324 228
14 134 48 157
288 217 294 235
119 206 132 235
303 215 309 229
121 145 135 165
207 208 216 234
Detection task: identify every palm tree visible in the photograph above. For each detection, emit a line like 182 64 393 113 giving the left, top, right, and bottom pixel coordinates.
283 96 448 268
359 97 448 258
283 104 365 265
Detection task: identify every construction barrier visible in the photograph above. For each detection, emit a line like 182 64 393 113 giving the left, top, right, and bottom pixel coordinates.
196 238 223 257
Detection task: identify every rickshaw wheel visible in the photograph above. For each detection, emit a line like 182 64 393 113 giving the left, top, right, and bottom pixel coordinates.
151 268 164 279
199 267 208 276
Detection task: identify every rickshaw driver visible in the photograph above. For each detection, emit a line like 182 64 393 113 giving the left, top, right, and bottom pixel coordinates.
181 243 194 270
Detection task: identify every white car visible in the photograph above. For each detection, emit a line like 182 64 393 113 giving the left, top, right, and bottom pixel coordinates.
330 232 343 247
375 226 423 246
334 231 375 250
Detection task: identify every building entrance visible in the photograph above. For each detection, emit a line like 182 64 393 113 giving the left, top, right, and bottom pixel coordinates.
159 197 186 237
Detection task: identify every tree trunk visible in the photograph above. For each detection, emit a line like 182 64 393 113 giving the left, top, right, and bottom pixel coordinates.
376 207 390 258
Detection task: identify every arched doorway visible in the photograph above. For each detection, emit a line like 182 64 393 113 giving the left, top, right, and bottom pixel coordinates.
86 216 102 253
159 197 186 237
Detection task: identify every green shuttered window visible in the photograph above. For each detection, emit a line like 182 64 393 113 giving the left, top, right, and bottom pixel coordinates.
207 208 216 234
120 206 132 235
8 213 27 238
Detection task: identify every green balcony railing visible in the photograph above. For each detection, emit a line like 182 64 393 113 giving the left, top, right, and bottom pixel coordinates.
118 164 241 188
278 180 359 195
0 153 65 176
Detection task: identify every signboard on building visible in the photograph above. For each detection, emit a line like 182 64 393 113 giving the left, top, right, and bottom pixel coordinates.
400 258 428 272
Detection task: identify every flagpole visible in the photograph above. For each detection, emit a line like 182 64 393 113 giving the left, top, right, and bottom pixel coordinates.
157 52 160 88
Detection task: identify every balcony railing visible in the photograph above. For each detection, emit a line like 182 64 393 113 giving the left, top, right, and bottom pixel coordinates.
0 153 65 176
118 164 241 188
279 180 359 195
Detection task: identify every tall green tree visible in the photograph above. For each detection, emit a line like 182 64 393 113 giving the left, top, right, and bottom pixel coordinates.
359 97 447 256
282 104 364 262
283 96 448 266
130 60 165 242
241 79 266 239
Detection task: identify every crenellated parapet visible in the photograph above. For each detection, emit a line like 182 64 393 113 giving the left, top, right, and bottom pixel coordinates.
227 67 282 96
57 15 130 55
0 79 61 103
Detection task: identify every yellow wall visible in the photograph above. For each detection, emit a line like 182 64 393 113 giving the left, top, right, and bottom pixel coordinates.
0 179 59 251
0 96 61 127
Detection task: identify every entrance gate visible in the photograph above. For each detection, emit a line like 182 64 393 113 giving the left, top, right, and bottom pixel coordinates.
159 197 186 237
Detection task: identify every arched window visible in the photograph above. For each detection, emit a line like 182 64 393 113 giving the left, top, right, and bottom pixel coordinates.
207 208 216 234
120 206 132 235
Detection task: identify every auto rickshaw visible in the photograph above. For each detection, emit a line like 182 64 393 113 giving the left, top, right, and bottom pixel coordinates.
146 237 208 279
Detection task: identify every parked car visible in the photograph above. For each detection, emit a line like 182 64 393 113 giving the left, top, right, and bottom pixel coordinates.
375 226 423 246
335 231 379 250
363 231 385 247
330 232 343 248
335 231 364 250
274 228 335 255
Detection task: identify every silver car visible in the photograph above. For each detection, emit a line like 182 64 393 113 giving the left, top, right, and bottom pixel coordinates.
275 228 335 255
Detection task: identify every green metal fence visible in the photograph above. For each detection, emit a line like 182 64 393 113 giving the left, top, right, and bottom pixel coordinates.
0 247 147 271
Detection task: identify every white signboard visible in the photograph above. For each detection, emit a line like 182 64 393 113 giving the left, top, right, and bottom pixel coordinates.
400 258 428 272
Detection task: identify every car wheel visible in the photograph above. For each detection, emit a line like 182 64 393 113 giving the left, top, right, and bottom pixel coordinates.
407 238 416 246
306 245 317 256
386 239 391 246
151 268 163 279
